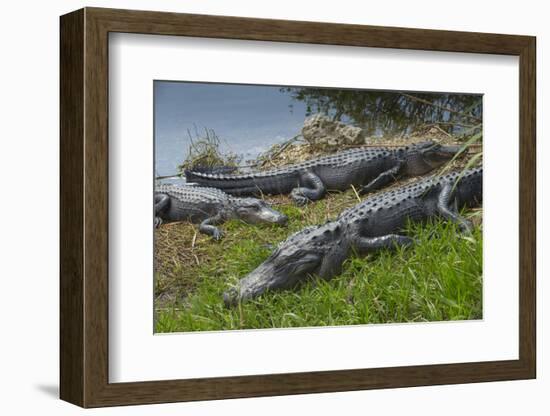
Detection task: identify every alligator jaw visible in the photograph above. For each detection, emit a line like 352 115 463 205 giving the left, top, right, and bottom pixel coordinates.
233 198 288 226
430 144 462 163
417 143 462 171
256 206 288 225
223 246 326 306
439 144 462 157
223 261 283 307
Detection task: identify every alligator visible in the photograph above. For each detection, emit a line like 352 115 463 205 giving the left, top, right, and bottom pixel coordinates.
185 141 461 205
155 184 288 240
223 167 482 306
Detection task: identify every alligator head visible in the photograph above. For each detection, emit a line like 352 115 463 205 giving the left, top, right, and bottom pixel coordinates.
402 141 461 176
232 197 288 226
224 221 349 306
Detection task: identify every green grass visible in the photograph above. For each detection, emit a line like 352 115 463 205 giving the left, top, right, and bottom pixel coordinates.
154 189 482 333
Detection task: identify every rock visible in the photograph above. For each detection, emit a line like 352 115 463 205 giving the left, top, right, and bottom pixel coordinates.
301 114 365 150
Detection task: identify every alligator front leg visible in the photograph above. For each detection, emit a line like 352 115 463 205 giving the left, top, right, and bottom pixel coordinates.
290 171 326 205
352 234 414 253
199 214 225 240
154 193 170 228
437 183 473 233
358 162 404 195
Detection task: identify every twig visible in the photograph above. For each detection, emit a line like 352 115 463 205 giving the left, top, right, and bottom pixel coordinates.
259 134 302 167
466 144 483 152
161 221 186 227
423 121 478 128
401 93 482 122
350 184 362 203
432 125 452 138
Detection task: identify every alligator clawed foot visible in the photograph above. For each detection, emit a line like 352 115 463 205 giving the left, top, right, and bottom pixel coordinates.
223 287 239 307
458 220 474 234
212 229 224 241
292 195 310 206
154 217 163 228
290 188 311 206
400 236 416 248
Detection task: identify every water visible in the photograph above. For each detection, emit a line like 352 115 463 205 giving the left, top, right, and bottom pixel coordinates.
154 81 309 183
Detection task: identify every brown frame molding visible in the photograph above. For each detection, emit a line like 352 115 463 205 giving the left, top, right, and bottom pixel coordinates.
60 7 536 408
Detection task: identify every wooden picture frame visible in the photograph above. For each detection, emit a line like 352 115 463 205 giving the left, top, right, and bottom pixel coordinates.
60 7 536 408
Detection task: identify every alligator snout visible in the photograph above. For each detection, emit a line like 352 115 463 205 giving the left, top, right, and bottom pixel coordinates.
223 287 240 307
407 142 463 175
223 260 279 307
251 205 288 225
237 200 288 226
427 144 462 167
438 144 462 155
268 210 288 225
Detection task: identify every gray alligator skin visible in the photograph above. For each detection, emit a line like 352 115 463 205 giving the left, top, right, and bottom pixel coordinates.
224 167 482 305
155 184 288 240
185 141 460 205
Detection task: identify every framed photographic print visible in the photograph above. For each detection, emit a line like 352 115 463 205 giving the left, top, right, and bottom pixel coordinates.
60 7 536 408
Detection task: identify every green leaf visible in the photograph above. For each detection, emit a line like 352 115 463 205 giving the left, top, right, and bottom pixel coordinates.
439 132 482 176
451 152 483 191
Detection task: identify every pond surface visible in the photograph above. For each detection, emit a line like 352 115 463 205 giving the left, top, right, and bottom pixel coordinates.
155 82 309 182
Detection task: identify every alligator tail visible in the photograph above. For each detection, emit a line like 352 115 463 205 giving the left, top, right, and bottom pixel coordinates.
186 165 238 175
184 169 257 190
